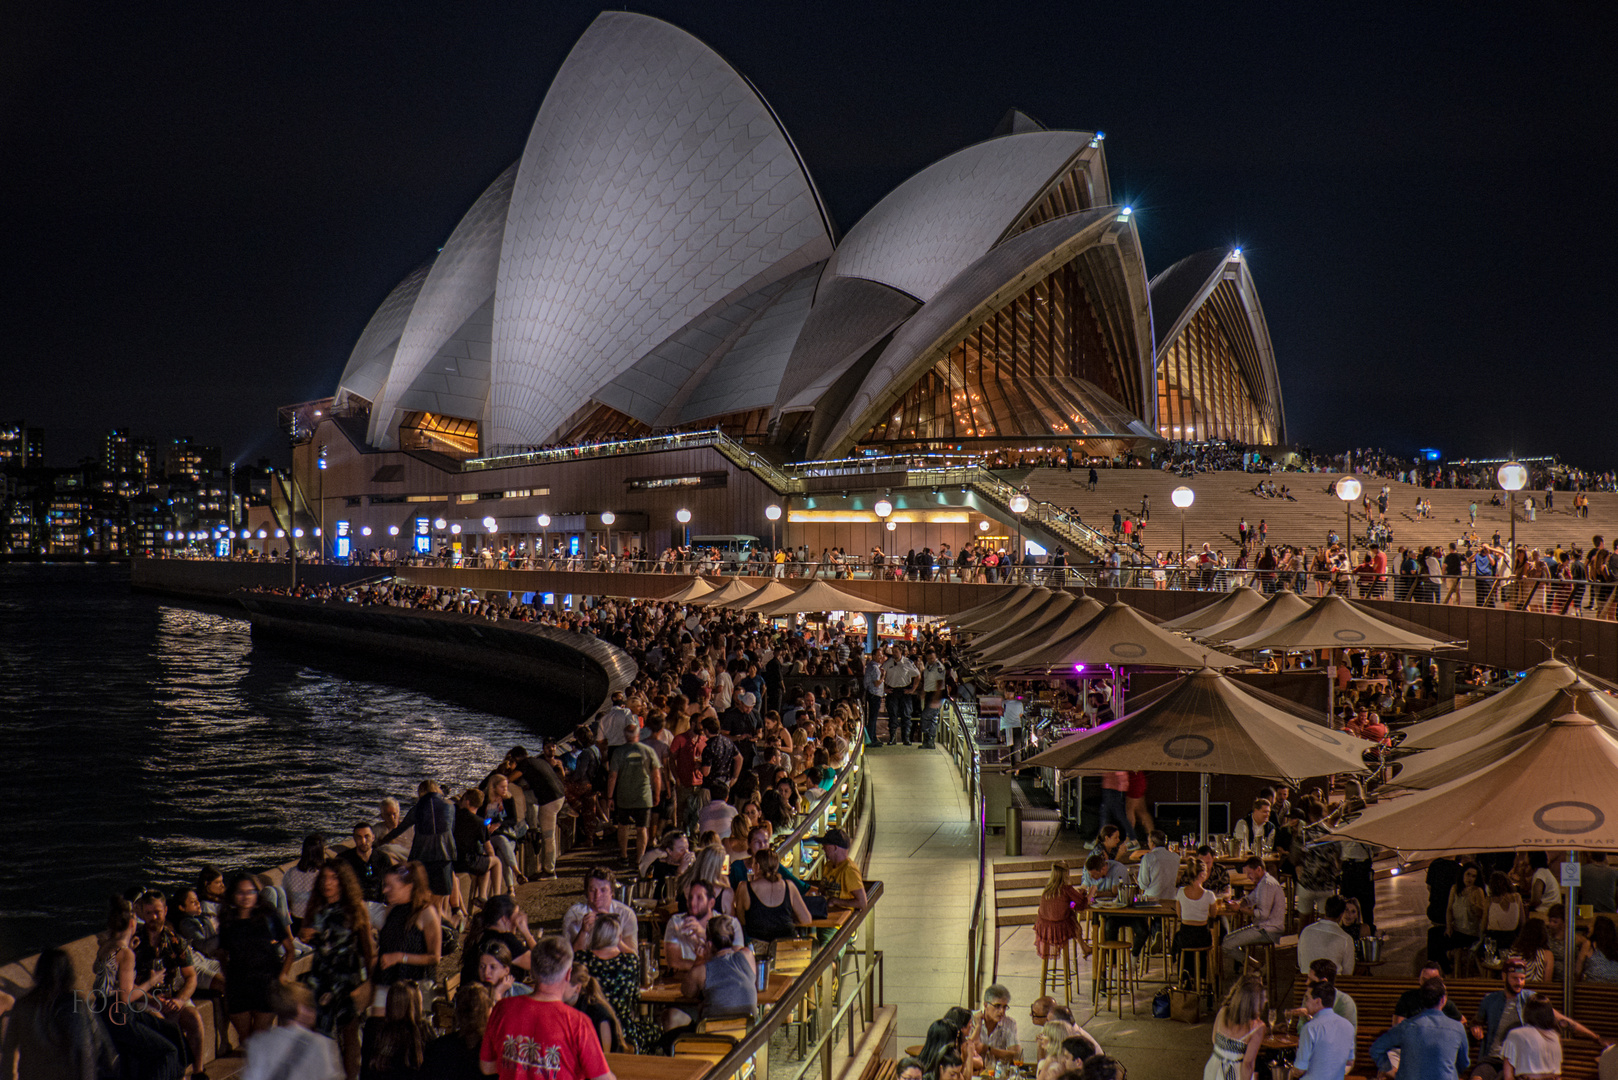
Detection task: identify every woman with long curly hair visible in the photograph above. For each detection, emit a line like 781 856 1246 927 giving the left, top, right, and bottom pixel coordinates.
301 858 374 1078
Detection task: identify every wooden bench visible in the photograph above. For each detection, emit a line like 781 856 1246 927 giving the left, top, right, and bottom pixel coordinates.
1293 975 1618 1080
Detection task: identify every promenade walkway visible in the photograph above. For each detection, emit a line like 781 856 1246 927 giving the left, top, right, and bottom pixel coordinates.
863 745 980 1051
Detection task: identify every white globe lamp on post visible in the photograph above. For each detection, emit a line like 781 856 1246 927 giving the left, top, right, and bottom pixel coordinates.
1498 460 1527 574
765 503 782 553
1171 485 1195 586
1335 476 1362 568
1008 492 1031 580
676 507 691 547
600 511 615 558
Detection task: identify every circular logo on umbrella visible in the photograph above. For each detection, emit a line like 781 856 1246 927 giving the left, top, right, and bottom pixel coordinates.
1163 734 1215 760
1110 642 1148 659
1533 801 1606 835
1293 723 1344 745
1333 629 1367 643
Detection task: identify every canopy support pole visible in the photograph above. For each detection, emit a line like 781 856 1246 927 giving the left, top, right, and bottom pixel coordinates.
1565 851 1579 1017
1199 773 1211 845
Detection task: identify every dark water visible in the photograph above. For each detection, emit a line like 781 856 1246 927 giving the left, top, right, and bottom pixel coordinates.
0 563 554 964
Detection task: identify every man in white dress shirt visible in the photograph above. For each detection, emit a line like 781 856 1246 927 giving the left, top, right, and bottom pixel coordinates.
1297 895 1358 976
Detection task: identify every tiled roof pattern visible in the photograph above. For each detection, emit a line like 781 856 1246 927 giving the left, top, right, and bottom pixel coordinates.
335 260 433 405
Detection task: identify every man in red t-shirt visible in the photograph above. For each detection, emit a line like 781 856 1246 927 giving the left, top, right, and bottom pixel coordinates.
481 938 616 1080
666 695 707 829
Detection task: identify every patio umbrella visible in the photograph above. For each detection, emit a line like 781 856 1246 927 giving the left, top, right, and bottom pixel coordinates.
695 578 758 607
953 586 1054 633
732 579 799 612
996 601 1248 672
757 579 895 616
1222 594 1463 653
1330 712 1618 1013
660 576 717 602
967 590 1083 656
1400 660 1580 749
974 595 1107 665
1024 667 1371 839
1160 585 1267 633
1386 685 1618 790
947 584 1037 627
1195 590 1314 644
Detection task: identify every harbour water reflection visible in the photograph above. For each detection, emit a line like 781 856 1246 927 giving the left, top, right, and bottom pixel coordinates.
0 563 550 963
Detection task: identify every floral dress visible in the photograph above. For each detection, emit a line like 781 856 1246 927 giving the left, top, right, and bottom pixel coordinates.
583 949 651 1053
302 904 368 1034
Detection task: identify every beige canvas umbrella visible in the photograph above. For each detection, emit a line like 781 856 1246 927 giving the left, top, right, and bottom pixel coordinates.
1387 685 1618 790
660 576 717 602
757 579 895 616
967 590 1082 655
1195 590 1314 644
1160 585 1267 633
1222 594 1462 653
1332 711 1618 1013
975 595 1107 664
1401 660 1580 749
694 578 758 607
1024 667 1371 838
948 584 1037 628
733 579 799 611
953 586 1054 633
997 601 1247 672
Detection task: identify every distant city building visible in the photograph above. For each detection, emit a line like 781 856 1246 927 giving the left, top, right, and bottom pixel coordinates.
0 423 43 469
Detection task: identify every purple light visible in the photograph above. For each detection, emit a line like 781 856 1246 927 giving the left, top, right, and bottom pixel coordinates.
1073 663 1086 673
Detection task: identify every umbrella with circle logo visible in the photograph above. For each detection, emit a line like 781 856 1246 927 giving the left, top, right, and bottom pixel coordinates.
1386 687 1618 791
993 601 1248 672
1220 594 1462 653
1399 659 1581 749
1022 666 1371 840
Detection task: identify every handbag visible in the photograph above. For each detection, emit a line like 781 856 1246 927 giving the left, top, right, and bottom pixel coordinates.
1152 989 1172 1019
1169 987 1203 1023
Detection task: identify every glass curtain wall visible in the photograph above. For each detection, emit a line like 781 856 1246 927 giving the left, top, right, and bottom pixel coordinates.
1154 280 1276 444
859 260 1141 446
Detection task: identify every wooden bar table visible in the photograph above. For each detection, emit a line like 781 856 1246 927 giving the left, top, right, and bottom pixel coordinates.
609 1053 714 1080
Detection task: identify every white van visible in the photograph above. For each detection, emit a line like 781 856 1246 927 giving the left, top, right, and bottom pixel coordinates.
691 534 762 569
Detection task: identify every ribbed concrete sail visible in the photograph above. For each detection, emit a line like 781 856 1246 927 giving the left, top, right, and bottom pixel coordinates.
489 12 834 448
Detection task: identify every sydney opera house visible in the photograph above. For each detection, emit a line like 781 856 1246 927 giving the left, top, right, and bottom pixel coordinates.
275 12 1286 560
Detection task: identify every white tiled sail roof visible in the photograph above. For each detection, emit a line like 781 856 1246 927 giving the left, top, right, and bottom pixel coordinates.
335 260 433 407
488 12 833 448
368 163 516 447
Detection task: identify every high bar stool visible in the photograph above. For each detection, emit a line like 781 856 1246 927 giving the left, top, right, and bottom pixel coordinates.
1040 938 1077 1005
1178 942 1218 1004
1091 930 1139 1017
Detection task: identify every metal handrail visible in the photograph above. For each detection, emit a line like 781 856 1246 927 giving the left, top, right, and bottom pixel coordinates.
699 880 886 1080
939 698 988 1004
775 726 866 881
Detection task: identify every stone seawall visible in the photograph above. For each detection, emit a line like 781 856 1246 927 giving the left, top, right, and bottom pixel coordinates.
237 595 636 721
130 556 382 600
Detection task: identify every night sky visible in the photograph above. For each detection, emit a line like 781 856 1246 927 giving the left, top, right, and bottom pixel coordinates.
3 3 1613 468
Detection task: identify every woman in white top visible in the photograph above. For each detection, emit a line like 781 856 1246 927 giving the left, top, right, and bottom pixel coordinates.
1486 870 1524 952
1500 993 1562 1080
1530 860 1563 916
283 833 327 928
1204 974 1267 1080
1173 861 1217 974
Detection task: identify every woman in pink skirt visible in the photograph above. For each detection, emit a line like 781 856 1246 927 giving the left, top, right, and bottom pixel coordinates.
1035 863 1091 960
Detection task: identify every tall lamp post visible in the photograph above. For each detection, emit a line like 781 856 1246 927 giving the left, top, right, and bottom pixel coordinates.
765 503 781 554
1498 459 1527 587
315 445 328 563
1171 485 1194 588
601 511 615 558
1009 492 1030 582
1335 476 1362 570
676 507 691 548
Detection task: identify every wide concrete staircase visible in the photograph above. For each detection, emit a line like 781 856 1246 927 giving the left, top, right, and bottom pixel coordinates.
1020 466 1617 558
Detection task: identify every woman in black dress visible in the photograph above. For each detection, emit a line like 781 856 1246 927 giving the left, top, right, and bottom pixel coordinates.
372 862 443 1017
217 870 296 1049
300 859 374 1079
